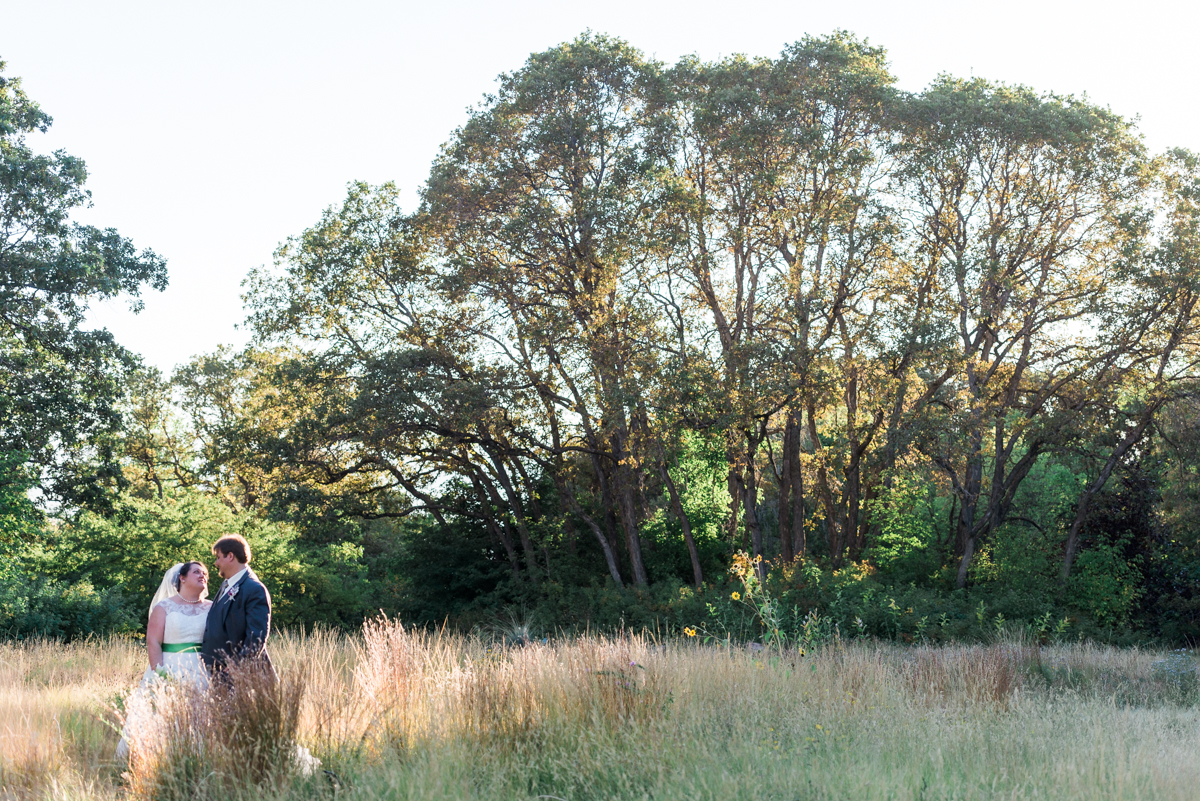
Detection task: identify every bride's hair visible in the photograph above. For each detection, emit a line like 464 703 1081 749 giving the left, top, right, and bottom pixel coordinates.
174 561 207 590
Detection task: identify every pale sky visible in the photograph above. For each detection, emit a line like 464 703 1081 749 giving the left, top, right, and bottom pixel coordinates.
4 0 1196 373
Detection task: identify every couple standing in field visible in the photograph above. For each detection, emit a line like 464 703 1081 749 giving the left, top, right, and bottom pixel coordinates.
116 534 283 760
143 534 272 687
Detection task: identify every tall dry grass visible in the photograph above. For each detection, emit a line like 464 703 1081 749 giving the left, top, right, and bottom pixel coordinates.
122 659 308 800
5 625 1200 800
0 636 140 800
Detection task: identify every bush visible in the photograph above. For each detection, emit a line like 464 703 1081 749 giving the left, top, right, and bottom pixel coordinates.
0 567 137 639
6 487 380 637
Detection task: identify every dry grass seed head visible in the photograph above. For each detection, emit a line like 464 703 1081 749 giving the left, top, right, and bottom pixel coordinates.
123 659 306 801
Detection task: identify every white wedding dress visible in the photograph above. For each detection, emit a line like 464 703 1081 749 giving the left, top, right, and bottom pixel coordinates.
156 596 212 686
115 596 212 759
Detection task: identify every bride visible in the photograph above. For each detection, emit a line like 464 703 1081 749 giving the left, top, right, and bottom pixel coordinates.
115 562 210 759
147 561 211 685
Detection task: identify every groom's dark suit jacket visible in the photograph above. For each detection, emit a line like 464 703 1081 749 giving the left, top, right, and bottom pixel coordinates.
200 566 273 671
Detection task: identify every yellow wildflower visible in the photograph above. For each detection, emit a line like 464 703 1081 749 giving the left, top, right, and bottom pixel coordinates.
731 591 741 601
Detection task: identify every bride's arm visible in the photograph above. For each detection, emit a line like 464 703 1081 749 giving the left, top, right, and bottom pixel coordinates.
147 606 166 669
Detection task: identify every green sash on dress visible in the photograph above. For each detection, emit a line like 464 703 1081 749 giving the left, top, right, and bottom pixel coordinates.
161 642 202 653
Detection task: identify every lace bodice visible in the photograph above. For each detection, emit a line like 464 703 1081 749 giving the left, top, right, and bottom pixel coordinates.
157 597 211 644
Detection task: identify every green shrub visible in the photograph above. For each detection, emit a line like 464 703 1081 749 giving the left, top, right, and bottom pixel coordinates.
0 566 136 639
1068 533 1145 628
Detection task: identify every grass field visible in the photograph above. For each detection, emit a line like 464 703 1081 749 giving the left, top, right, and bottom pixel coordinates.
3 622 1200 800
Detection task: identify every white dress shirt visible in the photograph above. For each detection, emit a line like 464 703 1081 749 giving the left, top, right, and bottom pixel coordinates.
219 567 248 601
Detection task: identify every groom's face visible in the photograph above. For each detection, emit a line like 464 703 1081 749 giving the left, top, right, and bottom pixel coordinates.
213 549 240 580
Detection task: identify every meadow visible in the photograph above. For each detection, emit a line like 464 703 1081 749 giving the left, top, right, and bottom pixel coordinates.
3 623 1200 801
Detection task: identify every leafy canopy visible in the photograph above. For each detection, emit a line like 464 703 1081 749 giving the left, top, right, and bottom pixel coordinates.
0 61 167 507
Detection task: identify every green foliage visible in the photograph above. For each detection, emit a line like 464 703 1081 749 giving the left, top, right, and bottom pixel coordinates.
0 565 134 639
7 488 389 635
10 37 1200 647
691 551 841 651
0 63 166 508
375 516 511 627
1068 534 1146 628
0 455 135 638
0 451 40 547
640 432 730 583
863 473 943 584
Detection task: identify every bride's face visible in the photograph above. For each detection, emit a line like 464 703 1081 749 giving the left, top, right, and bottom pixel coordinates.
180 566 209 596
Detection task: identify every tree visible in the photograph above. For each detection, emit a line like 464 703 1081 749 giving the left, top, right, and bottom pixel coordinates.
423 33 674 587
896 78 1148 587
1060 149 1200 580
660 34 901 567
245 182 542 577
238 34 1200 616
0 61 166 507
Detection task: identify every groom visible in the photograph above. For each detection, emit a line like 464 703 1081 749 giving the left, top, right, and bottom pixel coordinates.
201 534 273 673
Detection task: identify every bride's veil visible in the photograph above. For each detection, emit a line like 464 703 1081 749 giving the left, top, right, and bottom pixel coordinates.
149 563 183 619
148 563 209 619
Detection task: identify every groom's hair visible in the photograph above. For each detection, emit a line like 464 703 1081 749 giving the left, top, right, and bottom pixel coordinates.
212 534 251 564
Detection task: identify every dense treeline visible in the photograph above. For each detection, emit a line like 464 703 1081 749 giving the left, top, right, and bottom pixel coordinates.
5 34 1200 643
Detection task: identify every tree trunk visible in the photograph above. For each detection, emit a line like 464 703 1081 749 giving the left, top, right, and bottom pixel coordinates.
1062 415 1156 582
560 496 579 557
660 462 703 588
576 506 624 587
806 401 840 563
725 464 742 550
954 425 985 588
487 454 541 582
956 527 977 590
955 483 981 589
790 409 806 558
1061 494 1091 585
586 446 624 582
617 471 650 587
562 489 624 587
942 493 958 550
470 471 521 578
777 412 796 563
844 368 863 559
738 440 765 576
